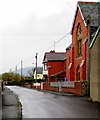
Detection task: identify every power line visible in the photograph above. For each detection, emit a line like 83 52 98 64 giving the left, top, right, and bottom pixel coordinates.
66 1 76 13
12 2 99 75
16 1 99 65
38 32 71 54
38 2 99 54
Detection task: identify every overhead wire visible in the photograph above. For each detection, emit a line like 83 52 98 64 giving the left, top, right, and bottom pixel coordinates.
38 1 99 54
11 1 99 74
19 1 99 64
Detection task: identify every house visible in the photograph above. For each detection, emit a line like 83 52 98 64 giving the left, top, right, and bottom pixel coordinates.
89 26 100 102
40 1 100 96
33 67 43 81
66 1 100 82
43 50 66 82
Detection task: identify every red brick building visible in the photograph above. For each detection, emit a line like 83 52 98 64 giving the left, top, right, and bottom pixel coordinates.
43 51 66 82
41 1 100 96
66 1 99 82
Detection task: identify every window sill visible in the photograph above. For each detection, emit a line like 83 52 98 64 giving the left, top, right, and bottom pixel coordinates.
75 56 82 60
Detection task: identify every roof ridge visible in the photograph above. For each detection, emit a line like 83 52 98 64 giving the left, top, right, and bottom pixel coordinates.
78 1 100 4
46 52 66 54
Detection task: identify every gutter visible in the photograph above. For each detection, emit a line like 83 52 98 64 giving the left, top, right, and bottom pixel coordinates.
89 25 100 48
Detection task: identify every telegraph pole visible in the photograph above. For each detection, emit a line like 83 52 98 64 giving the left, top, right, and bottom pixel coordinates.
15 65 17 74
35 53 38 82
54 41 55 51
21 60 23 81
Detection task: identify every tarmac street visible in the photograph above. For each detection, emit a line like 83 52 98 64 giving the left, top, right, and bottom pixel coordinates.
6 86 99 118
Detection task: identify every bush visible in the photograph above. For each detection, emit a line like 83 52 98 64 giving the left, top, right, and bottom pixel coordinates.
8 80 20 85
21 78 35 83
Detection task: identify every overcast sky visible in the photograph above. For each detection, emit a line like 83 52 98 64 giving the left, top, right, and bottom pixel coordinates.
0 0 99 73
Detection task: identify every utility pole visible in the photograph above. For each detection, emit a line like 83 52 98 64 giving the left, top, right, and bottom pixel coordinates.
15 65 17 74
21 60 23 81
54 41 55 51
35 53 38 83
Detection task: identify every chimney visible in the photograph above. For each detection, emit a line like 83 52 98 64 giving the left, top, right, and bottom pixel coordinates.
50 50 55 53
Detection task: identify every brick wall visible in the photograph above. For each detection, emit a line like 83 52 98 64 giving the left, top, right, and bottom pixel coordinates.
43 82 87 96
62 82 87 96
47 61 65 82
43 82 59 91
66 7 88 82
72 8 88 81
22 81 87 96
66 47 75 81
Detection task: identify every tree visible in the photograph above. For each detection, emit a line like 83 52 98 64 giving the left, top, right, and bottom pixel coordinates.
2 72 21 81
2 72 11 81
14 74 20 81
0 74 2 79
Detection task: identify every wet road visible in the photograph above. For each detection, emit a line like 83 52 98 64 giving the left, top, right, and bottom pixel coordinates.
6 86 98 118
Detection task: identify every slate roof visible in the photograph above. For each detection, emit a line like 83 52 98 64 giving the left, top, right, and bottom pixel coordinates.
43 52 66 62
71 1 100 34
78 1 100 27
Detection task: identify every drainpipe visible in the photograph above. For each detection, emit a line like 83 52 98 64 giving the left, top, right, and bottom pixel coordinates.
86 16 91 96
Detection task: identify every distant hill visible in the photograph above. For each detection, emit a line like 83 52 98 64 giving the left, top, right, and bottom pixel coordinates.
17 66 34 77
17 66 43 77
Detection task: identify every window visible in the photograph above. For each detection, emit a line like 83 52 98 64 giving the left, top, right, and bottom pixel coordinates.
77 24 82 57
78 70 80 81
77 65 80 81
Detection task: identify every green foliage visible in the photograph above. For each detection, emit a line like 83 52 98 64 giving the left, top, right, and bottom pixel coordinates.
21 78 35 83
2 72 11 81
14 74 20 81
20 78 42 83
0 74 2 79
2 72 21 81
7 80 20 85
1 71 21 85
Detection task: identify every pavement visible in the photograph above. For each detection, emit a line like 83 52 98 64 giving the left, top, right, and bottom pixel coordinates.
1 86 22 119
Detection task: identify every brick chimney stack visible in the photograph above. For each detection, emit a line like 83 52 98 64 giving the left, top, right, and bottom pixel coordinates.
50 50 55 53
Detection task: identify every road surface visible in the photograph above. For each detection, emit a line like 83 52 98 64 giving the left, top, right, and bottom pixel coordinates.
6 86 98 118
